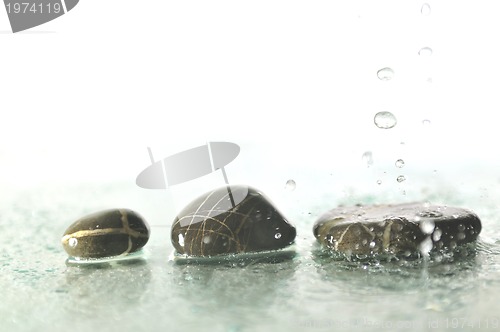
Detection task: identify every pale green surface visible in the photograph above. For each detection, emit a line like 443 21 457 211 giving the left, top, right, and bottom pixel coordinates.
1 179 500 332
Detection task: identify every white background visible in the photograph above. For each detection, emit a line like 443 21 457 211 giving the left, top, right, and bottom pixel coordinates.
1 1 500 193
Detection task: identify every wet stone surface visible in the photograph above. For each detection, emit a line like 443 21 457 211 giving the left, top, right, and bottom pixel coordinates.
313 202 482 257
61 209 150 259
171 185 296 257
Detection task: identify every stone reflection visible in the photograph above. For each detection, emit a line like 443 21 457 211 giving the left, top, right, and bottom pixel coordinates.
169 255 298 329
62 258 151 316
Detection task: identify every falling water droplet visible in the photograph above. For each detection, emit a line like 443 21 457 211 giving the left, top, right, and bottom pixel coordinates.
377 67 395 81
418 47 433 56
421 3 431 16
374 111 397 129
422 119 431 126
285 179 296 191
396 175 406 183
420 219 436 235
376 180 382 185
362 151 374 167
275 233 282 239
395 159 405 168
369 241 376 249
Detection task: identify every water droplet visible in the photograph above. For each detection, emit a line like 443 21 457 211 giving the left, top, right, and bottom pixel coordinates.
362 151 374 167
203 235 211 244
376 180 382 185
374 111 397 129
68 238 78 248
419 237 433 254
377 67 395 81
432 228 442 241
420 219 435 234
458 224 465 232
421 3 431 16
369 241 376 249
275 233 282 239
396 175 406 183
422 119 431 126
418 47 433 56
285 179 296 191
457 233 466 240
395 159 405 168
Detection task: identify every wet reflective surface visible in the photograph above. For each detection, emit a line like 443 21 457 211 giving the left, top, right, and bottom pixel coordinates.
1 182 500 332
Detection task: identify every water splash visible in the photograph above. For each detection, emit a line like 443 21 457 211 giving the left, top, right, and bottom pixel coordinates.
420 219 436 235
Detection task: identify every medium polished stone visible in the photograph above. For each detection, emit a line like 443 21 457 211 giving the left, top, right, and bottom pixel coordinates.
62 209 150 259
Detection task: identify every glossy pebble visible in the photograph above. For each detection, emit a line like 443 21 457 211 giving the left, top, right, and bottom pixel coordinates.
171 185 296 257
313 202 481 256
61 209 150 259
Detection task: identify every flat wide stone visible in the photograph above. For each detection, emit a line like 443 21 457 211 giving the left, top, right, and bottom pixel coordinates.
313 202 481 256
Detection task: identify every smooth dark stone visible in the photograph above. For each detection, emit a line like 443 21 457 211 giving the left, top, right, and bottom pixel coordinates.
313 202 481 256
62 209 150 259
171 185 296 257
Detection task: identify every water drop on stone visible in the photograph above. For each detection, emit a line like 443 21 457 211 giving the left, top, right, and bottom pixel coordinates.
275 233 282 239
362 151 374 167
421 3 431 15
420 219 435 234
377 67 395 81
178 234 185 247
418 47 433 56
397 175 406 183
68 238 78 248
285 179 296 191
374 111 397 129
395 159 405 168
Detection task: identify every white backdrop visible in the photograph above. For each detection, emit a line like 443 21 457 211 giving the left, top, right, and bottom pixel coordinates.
1 1 499 191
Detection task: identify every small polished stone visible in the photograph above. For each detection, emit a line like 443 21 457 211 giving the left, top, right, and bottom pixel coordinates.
171 185 296 257
61 209 150 259
313 202 481 256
